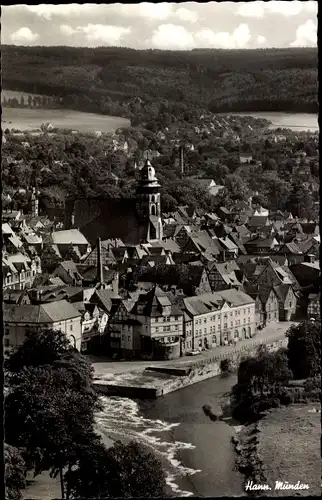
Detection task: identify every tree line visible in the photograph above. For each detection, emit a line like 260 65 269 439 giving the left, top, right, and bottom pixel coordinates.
230 321 321 424
2 94 62 110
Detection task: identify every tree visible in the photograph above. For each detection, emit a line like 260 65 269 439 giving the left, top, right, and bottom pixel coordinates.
5 329 77 375
5 444 26 500
286 321 321 379
286 181 314 219
66 440 167 499
5 364 102 497
231 347 292 422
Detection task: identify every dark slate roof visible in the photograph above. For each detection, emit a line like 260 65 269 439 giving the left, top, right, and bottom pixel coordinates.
130 286 182 317
244 237 276 248
248 215 269 227
90 289 117 312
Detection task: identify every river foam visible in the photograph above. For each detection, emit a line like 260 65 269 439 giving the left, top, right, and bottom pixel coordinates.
95 396 201 497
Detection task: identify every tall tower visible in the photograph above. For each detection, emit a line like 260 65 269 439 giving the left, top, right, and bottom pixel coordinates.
31 187 39 217
179 146 184 175
136 159 163 241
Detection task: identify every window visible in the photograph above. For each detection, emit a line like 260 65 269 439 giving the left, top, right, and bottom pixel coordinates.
163 326 166 332
4 338 10 347
128 336 131 342
156 327 159 333
224 323 228 329
204 328 207 333
175 325 178 330
163 317 166 322
155 317 158 323
5 329 9 336
204 318 207 323
289 301 292 307
70 324 73 331
174 316 178 320
167 326 170 331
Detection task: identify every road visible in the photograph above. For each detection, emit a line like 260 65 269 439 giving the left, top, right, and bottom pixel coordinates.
90 322 296 379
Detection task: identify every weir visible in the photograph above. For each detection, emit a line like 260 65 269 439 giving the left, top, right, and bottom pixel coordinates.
94 337 288 399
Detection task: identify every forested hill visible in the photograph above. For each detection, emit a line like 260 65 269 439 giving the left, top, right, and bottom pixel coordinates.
2 45 318 116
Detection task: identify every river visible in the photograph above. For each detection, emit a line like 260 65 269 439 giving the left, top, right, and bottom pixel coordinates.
220 111 318 132
96 374 246 497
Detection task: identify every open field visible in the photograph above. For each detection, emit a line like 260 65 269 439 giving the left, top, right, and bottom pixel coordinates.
258 404 321 496
2 107 130 134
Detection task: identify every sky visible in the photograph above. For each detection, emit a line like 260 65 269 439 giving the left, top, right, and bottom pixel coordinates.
2 2 318 50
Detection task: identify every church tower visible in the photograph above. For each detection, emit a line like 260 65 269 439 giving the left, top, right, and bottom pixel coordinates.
31 187 39 217
136 159 163 241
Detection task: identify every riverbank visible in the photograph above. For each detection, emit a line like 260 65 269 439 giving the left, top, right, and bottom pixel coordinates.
234 404 321 497
94 335 288 399
138 373 246 497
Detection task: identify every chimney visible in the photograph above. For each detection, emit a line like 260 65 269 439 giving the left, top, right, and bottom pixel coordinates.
179 146 184 175
305 253 315 264
97 237 104 286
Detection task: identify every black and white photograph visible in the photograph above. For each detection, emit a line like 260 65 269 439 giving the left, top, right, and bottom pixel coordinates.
2 2 320 499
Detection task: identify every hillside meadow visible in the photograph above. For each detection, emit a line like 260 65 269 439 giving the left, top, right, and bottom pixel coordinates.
2 107 130 133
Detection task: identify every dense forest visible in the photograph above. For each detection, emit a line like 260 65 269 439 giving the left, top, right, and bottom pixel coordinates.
2 45 318 118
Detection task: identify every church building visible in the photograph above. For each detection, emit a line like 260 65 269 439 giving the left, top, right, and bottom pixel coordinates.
65 160 163 246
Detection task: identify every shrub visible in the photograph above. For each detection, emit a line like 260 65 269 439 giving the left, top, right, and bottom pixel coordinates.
220 358 232 373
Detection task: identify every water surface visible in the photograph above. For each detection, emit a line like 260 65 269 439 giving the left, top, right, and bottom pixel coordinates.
223 111 318 132
96 374 245 497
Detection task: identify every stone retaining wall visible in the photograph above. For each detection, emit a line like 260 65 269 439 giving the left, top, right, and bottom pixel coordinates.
95 337 288 399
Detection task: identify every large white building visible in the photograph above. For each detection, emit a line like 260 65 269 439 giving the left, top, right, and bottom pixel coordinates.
182 289 256 352
3 299 82 353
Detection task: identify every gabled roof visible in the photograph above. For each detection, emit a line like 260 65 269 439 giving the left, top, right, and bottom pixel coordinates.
218 236 238 251
228 233 247 255
280 242 303 254
186 230 220 255
245 237 277 248
8 234 23 249
233 225 250 237
51 229 89 246
183 289 254 316
274 284 293 302
2 223 14 236
130 286 182 317
90 289 117 312
4 300 80 324
79 265 116 283
207 262 241 287
248 215 269 228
